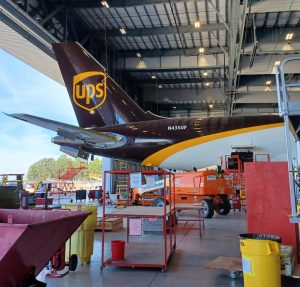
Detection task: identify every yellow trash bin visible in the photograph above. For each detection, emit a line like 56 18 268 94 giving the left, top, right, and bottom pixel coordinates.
63 204 98 264
240 233 281 287
63 204 97 229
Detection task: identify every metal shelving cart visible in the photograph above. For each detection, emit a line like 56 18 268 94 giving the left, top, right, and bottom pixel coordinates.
175 203 205 237
101 170 176 270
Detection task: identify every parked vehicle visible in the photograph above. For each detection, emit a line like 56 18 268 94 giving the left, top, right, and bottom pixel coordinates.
117 168 233 218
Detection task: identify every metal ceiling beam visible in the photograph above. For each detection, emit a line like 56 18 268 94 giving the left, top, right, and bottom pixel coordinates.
0 0 57 58
95 22 228 38
234 103 278 108
118 46 227 57
118 66 227 73
67 0 203 8
104 25 299 58
231 0 248 107
237 75 277 86
40 4 64 26
242 49 300 56
157 103 226 108
226 0 240 115
134 77 221 85
59 0 300 14
226 0 248 116
244 26 300 44
250 0 300 14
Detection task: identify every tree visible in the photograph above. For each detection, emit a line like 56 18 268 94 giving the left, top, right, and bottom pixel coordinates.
76 157 102 180
27 158 56 181
26 155 102 181
55 155 73 177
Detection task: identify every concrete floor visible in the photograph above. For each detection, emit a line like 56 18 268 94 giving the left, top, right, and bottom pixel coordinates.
38 210 300 287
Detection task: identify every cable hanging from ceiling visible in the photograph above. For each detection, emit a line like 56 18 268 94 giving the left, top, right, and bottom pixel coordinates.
168 0 187 56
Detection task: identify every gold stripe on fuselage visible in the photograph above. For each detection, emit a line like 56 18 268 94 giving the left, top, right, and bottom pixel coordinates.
141 122 284 167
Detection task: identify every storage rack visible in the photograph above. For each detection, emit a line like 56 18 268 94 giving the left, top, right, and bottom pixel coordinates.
101 170 176 270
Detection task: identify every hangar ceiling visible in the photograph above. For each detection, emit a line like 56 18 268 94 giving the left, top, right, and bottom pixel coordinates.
1 0 300 118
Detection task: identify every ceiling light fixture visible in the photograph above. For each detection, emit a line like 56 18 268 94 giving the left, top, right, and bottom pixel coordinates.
274 61 281 66
199 47 204 53
209 104 213 108
286 33 294 40
173 106 177 109
203 72 208 76
101 1 110 8
120 28 126 35
151 75 156 79
194 21 201 28
266 80 272 85
16 0 24 6
136 52 141 58
205 82 210 87
34 14 41 21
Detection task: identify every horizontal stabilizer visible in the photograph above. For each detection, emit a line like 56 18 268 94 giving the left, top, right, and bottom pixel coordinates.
8 113 117 144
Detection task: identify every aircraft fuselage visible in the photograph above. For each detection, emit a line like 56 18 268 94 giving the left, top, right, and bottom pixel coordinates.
64 114 285 170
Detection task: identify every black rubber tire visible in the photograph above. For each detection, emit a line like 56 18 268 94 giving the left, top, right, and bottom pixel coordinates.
230 271 238 279
69 254 78 271
152 198 166 207
215 198 231 215
200 199 214 218
152 199 174 229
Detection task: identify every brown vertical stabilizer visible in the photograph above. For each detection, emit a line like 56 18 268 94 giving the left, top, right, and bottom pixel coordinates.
53 42 158 128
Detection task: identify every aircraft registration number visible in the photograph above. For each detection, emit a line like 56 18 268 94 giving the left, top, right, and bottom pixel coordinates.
167 125 187 131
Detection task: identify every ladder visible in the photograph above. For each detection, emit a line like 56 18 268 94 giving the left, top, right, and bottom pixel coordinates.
115 161 129 199
275 57 300 223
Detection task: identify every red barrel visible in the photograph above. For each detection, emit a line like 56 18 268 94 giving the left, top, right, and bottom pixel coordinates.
111 240 125 261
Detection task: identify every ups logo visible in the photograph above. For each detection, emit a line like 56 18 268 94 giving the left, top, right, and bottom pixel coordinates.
73 71 107 112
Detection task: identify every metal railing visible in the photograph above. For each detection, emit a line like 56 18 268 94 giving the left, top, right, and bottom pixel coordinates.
275 57 300 223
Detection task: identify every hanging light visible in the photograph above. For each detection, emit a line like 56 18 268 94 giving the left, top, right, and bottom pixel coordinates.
120 28 126 35
194 21 201 28
101 1 110 8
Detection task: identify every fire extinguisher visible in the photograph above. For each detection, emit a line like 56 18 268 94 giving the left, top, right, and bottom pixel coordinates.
46 241 78 278
51 245 66 271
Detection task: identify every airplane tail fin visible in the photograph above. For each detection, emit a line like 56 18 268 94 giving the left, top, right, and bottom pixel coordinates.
52 42 158 128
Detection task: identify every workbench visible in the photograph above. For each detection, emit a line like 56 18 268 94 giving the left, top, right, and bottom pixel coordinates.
106 206 171 217
175 203 205 237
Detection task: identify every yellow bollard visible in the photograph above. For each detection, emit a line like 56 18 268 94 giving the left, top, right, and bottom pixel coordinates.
240 233 281 287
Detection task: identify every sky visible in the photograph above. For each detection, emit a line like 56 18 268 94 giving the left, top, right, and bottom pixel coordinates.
0 48 78 175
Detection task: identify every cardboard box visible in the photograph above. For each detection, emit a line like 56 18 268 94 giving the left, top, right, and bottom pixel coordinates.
95 217 123 231
281 255 295 276
281 245 295 276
